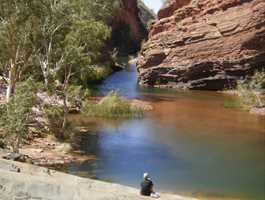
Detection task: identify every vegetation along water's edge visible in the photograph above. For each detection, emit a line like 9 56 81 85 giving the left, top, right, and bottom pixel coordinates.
0 0 264 199
0 0 152 162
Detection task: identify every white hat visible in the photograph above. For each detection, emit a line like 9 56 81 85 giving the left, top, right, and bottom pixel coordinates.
143 172 150 180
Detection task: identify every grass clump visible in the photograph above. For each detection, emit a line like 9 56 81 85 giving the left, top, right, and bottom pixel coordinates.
237 71 265 109
223 99 242 109
81 91 144 118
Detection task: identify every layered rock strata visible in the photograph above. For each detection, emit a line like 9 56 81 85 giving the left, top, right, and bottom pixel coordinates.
137 0 265 90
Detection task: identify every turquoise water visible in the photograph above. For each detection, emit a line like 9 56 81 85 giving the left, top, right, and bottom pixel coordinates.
68 64 265 200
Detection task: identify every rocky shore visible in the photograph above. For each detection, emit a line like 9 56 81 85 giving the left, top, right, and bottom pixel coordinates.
21 136 96 166
0 88 153 166
0 158 197 200
0 137 96 168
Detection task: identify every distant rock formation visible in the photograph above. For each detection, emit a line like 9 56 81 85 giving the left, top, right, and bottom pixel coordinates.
111 0 155 55
137 0 265 90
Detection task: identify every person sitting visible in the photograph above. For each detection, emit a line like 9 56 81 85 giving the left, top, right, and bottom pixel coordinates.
140 172 160 198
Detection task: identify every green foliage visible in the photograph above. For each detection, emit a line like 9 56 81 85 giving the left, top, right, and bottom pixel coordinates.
0 78 36 152
79 66 113 85
57 18 111 86
65 85 91 107
43 85 91 138
0 0 42 77
0 104 5 116
66 85 83 104
237 71 265 109
43 105 64 137
0 0 136 143
82 91 144 118
0 0 117 97
245 70 265 90
88 0 122 22
83 89 92 100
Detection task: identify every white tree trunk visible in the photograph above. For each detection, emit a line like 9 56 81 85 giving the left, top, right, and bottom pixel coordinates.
6 64 15 103
40 60 49 88
6 70 12 103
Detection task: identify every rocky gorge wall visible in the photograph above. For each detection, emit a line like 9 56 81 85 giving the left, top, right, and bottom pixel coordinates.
111 0 155 55
137 0 265 90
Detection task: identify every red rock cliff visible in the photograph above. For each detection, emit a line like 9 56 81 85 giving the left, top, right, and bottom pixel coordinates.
111 0 155 54
137 0 265 90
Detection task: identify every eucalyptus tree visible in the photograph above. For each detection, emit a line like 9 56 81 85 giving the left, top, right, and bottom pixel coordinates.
55 0 112 133
0 0 120 101
0 0 45 102
31 0 114 135
0 0 121 138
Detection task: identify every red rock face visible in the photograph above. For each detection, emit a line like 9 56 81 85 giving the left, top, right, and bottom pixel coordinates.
111 0 150 54
137 0 265 90
117 0 144 42
158 0 191 19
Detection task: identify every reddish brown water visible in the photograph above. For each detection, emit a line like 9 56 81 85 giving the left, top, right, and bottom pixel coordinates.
146 92 264 135
68 65 265 200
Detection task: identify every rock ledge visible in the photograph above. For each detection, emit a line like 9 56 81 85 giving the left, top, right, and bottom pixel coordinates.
0 159 197 200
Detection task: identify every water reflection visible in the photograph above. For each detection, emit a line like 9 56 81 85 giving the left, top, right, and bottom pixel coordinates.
99 64 138 99
66 64 265 200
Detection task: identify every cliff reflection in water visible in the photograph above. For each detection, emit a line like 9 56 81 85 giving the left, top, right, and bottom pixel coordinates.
66 64 265 200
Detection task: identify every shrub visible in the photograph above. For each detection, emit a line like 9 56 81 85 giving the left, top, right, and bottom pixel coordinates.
77 65 113 85
43 105 64 138
246 70 265 90
81 91 144 118
0 78 36 153
237 71 265 109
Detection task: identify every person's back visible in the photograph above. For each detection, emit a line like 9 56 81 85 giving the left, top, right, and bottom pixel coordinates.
140 178 153 196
